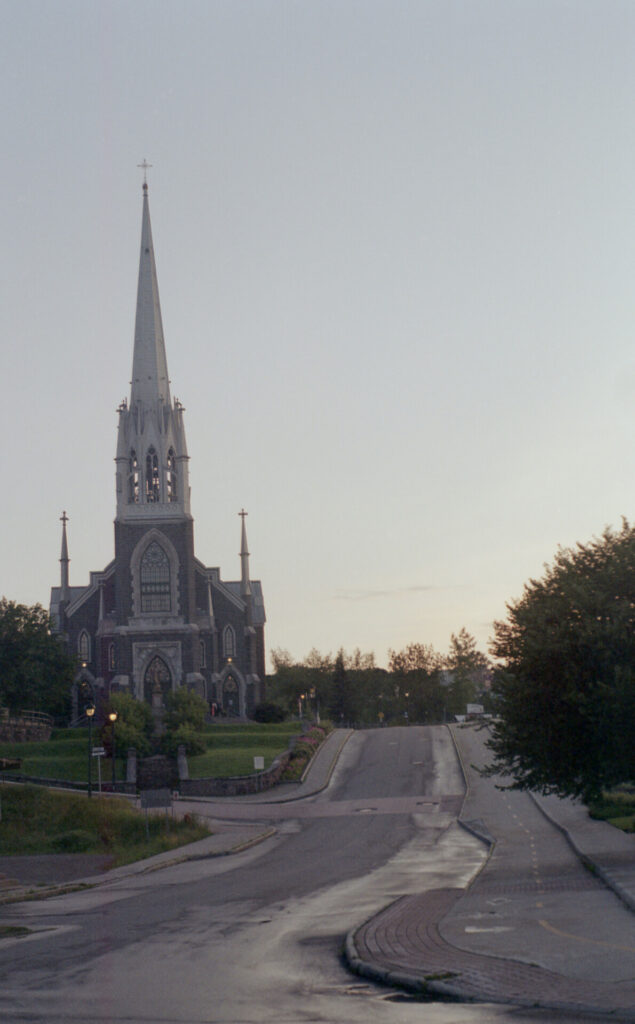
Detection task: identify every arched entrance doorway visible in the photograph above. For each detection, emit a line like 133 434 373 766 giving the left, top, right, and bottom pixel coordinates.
222 674 239 717
144 655 172 703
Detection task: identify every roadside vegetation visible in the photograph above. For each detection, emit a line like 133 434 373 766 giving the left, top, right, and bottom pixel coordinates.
0 721 301 783
588 787 635 833
279 724 332 781
0 729 92 782
0 785 210 866
487 520 635 802
187 721 300 777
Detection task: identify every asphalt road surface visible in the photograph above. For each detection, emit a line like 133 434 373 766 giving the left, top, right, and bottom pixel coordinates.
0 726 627 1023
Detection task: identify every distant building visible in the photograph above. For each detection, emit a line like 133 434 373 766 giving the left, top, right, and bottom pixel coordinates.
50 181 265 720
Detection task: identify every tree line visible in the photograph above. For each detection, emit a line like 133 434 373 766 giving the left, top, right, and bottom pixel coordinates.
267 627 491 726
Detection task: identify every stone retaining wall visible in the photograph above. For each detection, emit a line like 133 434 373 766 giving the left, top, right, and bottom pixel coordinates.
0 722 52 743
180 751 292 797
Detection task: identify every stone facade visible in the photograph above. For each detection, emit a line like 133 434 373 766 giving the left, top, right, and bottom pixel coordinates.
50 184 265 720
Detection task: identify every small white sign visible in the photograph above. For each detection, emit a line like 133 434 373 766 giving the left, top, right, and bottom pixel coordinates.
253 756 265 771
92 746 106 757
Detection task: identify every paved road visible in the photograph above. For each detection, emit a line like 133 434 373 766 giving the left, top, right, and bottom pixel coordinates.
0 727 491 1024
0 726 632 1023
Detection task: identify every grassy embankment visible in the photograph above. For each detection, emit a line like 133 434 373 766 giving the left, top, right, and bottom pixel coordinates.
0 784 210 866
0 722 300 783
588 787 635 833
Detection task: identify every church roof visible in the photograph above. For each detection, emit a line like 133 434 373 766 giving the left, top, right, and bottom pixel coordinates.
224 580 266 626
130 184 171 408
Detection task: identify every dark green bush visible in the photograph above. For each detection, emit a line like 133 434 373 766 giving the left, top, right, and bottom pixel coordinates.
253 702 285 723
165 689 208 731
51 829 93 852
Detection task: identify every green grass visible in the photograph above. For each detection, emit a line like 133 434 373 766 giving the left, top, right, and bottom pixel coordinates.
588 788 635 833
0 785 210 866
0 723 300 782
188 722 298 778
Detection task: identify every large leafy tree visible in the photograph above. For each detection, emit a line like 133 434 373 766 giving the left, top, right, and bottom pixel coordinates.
0 599 74 718
487 522 635 800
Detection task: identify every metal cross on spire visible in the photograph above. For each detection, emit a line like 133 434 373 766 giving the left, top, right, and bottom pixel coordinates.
60 510 69 526
239 508 248 521
137 159 153 190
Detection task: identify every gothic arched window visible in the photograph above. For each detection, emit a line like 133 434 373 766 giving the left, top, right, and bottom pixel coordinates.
223 624 236 659
108 643 116 671
143 655 172 702
78 630 90 662
200 640 206 668
140 542 171 612
128 450 140 503
167 448 178 502
145 447 160 503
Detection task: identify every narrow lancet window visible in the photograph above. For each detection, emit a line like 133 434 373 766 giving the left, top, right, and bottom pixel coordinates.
145 447 160 503
108 643 116 671
140 542 171 612
223 625 236 659
128 450 140 503
78 630 90 662
167 448 178 502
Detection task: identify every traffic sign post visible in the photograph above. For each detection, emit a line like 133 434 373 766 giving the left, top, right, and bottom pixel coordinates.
92 747 105 793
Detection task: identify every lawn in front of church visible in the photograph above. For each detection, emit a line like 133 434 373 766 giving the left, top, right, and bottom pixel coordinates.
0 721 300 783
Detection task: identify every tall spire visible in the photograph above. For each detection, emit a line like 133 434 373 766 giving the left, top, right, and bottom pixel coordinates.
130 179 171 409
59 511 70 603
239 509 252 598
115 176 191 520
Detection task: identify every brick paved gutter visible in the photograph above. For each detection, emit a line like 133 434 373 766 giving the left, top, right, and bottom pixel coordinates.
346 887 635 1017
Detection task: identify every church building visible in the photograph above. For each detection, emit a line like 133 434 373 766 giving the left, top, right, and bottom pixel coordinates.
50 180 266 719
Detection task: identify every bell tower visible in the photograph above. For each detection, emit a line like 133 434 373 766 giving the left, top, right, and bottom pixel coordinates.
112 177 198 690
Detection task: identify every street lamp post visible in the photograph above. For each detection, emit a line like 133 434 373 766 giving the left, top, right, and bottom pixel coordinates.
86 703 95 798
108 710 118 791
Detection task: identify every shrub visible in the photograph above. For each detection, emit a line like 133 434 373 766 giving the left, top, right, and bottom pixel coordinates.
161 723 206 757
51 829 93 852
102 692 153 757
165 689 208 731
253 702 285 723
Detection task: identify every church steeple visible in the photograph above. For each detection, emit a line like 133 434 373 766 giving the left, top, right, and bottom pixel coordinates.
59 510 70 604
115 178 190 521
130 181 171 409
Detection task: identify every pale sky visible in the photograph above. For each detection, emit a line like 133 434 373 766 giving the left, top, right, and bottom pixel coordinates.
2 1 635 668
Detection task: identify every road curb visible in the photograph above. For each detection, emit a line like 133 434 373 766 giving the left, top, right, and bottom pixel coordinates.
528 791 635 914
0 826 278 904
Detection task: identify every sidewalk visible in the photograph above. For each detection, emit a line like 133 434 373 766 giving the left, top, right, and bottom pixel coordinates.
346 724 635 1017
0 729 352 904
